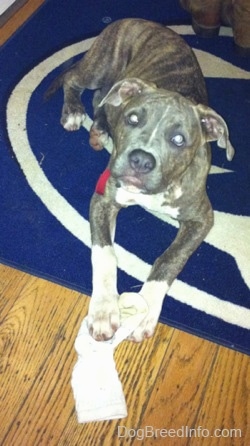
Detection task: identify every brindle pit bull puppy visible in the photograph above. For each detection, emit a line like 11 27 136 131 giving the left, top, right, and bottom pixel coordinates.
46 19 234 342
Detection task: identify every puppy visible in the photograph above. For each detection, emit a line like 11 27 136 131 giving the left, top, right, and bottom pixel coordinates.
46 19 234 341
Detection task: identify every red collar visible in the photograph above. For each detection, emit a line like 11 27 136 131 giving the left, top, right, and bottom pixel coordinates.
95 169 111 195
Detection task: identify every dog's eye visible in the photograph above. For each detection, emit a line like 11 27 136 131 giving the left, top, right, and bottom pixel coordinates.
127 113 139 126
171 134 185 147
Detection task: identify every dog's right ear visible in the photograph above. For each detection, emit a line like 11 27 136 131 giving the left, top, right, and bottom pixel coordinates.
196 103 235 161
98 78 157 107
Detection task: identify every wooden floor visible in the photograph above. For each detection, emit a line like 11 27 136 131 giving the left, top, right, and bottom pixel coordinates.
1 2 249 445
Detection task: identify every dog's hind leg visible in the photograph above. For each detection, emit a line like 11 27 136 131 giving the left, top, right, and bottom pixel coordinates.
46 55 111 132
60 78 86 131
44 62 87 131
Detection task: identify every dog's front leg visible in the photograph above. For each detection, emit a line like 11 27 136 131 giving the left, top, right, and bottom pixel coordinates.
129 208 213 342
88 192 121 341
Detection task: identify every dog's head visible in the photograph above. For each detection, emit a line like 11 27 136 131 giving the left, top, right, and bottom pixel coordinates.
99 78 234 194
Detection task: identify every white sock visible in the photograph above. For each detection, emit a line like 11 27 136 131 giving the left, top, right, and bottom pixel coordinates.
71 292 148 423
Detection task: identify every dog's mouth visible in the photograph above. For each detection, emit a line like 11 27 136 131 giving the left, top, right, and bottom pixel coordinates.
115 175 145 193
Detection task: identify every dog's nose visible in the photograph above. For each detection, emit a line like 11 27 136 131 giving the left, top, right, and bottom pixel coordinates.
129 149 156 174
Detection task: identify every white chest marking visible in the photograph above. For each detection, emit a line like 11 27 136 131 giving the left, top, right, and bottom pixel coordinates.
115 188 180 219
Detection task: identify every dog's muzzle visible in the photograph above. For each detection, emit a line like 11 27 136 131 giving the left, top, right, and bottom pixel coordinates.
114 149 157 192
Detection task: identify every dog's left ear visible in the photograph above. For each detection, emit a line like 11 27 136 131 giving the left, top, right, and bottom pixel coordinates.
98 78 157 107
196 103 235 161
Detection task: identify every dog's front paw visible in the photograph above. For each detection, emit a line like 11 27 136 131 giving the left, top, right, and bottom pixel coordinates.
61 104 85 131
88 298 120 341
127 314 159 343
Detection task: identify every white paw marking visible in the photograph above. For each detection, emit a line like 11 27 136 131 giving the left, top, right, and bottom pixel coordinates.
128 314 159 342
63 113 85 131
128 280 169 342
88 298 120 341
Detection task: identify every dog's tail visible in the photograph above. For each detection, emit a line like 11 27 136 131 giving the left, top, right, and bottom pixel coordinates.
44 59 78 101
44 73 65 101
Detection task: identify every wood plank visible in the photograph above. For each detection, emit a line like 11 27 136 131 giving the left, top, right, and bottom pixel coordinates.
0 265 29 316
189 347 250 446
0 0 44 45
135 333 249 446
135 331 218 444
0 0 28 28
0 266 86 444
